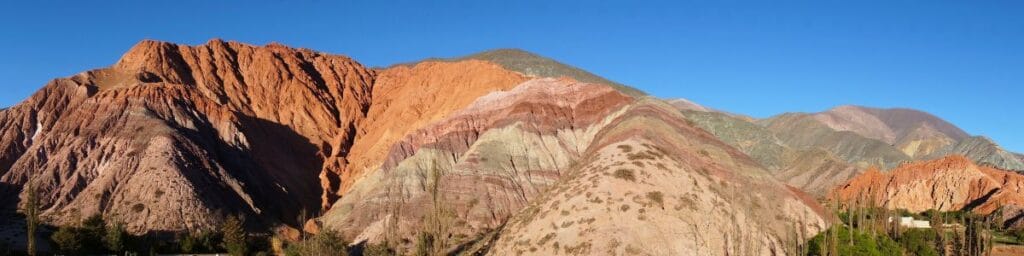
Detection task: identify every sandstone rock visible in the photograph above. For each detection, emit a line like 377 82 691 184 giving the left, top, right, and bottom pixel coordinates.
830 155 1024 227
1 39 376 234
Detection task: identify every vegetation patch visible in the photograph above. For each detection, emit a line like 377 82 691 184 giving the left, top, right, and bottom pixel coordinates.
131 203 145 213
613 169 636 182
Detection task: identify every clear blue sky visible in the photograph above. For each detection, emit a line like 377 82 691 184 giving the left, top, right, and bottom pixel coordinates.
1 1 1021 152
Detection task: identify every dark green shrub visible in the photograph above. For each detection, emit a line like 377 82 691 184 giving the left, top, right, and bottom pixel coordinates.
284 230 348 256
899 229 939 256
104 222 128 253
51 226 84 253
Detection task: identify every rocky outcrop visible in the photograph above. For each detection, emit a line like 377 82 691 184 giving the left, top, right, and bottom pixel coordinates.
487 99 826 255
1 39 376 233
830 155 1024 227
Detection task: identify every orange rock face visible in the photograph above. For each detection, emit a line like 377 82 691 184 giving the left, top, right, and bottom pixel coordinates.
830 155 1024 227
320 60 528 208
1 39 376 233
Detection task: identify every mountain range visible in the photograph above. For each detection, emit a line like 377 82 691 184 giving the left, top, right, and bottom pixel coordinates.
0 39 1020 255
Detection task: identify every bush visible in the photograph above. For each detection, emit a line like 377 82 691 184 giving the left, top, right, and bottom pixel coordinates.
104 221 128 253
363 243 396 256
899 229 939 256
180 230 222 253
221 215 248 256
51 226 84 253
284 230 348 256
806 225 902 256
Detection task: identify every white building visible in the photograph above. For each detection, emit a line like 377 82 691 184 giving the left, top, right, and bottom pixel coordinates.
890 216 931 228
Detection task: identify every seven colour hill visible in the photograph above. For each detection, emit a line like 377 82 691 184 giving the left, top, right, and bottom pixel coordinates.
1 39 1022 255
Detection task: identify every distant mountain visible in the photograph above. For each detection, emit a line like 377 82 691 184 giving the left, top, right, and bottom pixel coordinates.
676 103 1022 197
810 105 968 157
925 136 1024 171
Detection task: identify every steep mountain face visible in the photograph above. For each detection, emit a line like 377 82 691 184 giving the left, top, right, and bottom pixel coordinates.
830 155 1024 228
320 78 635 248
321 59 528 209
487 99 826 255
1 39 376 233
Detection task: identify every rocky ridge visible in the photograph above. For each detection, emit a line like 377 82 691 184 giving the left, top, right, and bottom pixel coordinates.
830 155 1024 228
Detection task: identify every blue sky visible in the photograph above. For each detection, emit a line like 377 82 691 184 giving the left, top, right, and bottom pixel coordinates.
1 1 1021 152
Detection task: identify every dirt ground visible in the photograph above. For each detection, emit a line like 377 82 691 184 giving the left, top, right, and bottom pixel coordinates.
993 244 1024 256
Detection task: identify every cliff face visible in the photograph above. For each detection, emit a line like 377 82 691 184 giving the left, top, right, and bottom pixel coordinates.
830 155 1024 227
1 39 376 233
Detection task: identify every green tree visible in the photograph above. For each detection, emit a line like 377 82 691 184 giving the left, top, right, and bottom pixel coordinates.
806 223 902 256
222 214 249 256
899 229 939 256
413 161 452 256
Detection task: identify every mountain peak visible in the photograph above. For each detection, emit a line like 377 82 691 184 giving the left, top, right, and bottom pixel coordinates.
454 48 647 97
